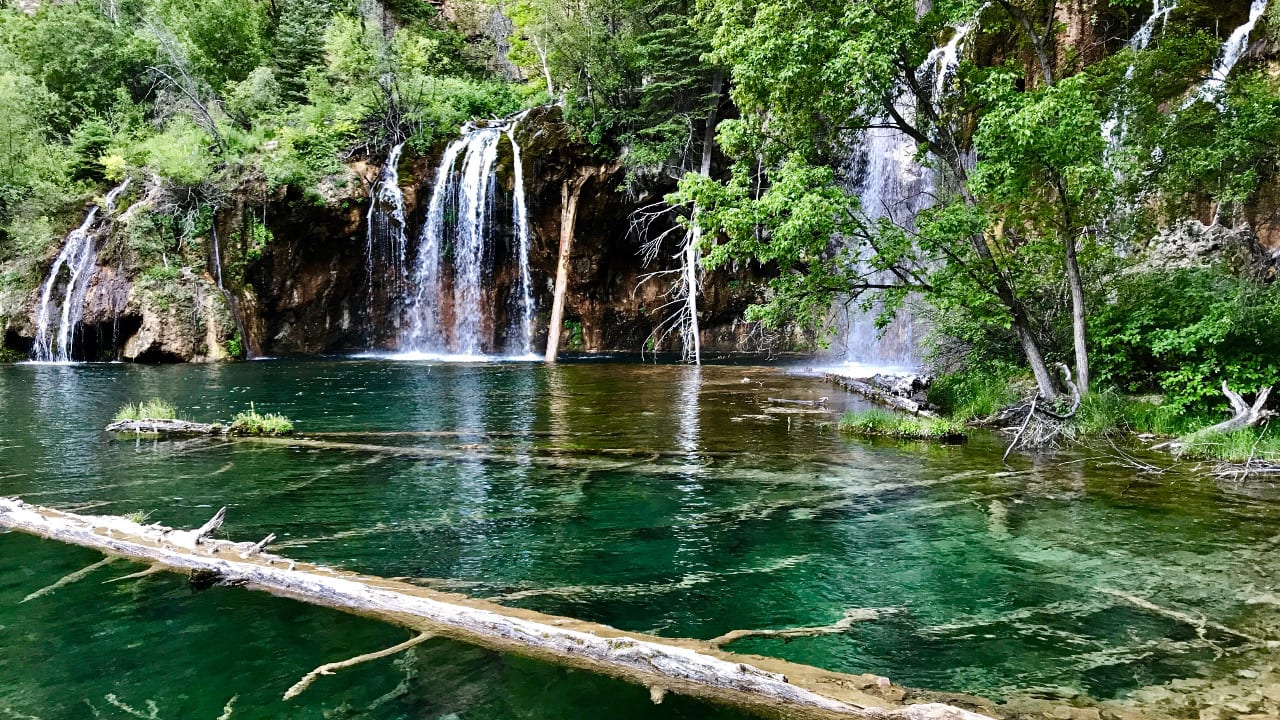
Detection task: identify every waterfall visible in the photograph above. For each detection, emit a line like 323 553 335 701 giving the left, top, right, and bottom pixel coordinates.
1104 0 1181 152
32 179 131 363
404 116 535 358
835 23 974 371
366 142 409 325
1188 0 1268 107
507 125 536 357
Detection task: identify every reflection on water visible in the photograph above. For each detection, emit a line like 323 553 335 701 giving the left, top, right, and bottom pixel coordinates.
1 360 1279 719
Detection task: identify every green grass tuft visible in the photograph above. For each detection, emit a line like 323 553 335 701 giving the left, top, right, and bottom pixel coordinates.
230 402 294 436
927 364 1023 422
839 409 967 441
114 399 178 421
1177 426 1280 464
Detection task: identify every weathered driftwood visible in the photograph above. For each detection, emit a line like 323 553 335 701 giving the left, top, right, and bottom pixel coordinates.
0 498 994 720
106 419 227 436
1154 382 1274 452
767 397 829 407
824 375 940 419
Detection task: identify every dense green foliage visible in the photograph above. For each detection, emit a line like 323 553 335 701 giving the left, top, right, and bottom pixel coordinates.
1092 268 1280 413
0 0 519 300
675 0 1280 419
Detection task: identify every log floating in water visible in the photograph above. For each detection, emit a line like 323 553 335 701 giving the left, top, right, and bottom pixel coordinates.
0 498 994 720
823 375 940 419
767 397 829 407
106 419 228 436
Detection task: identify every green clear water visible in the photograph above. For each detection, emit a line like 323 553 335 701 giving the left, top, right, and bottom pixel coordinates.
1 360 1278 719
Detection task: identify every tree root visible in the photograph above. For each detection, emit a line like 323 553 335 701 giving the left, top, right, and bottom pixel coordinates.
283 632 435 700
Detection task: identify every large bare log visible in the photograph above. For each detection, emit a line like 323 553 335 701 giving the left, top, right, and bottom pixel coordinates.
824 375 940 419
0 498 994 720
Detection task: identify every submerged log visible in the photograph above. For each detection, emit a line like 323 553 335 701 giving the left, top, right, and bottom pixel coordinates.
824 375 940 419
0 498 993 720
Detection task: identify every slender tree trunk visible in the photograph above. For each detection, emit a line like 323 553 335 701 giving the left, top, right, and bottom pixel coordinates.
1013 313 1058 399
545 173 590 363
534 36 555 98
1064 232 1089 394
679 70 724 366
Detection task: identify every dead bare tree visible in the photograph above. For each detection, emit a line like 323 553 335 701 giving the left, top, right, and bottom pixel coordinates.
1153 383 1275 452
144 22 226 153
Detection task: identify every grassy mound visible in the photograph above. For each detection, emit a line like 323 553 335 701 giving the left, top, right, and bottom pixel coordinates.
230 403 294 436
114 399 178 421
839 409 967 442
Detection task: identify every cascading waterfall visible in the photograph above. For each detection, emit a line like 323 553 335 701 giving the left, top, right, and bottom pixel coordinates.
366 143 409 323
1104 0 1180 150
1101 1 1181 231
1188 0 1268 107
835 23 975 371
32 179 131 363
404 116 535 358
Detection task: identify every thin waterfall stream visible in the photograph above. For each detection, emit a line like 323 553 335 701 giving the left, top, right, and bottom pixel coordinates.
366 142 410 331
31 179 131 363
1188 0 1269 107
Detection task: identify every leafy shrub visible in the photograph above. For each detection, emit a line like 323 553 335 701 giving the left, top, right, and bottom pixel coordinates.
1091 267 1280 413
115 399 178 421
230 403 294 435
927 361 1025 422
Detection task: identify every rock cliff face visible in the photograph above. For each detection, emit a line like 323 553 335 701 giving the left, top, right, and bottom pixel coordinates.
1 106 790 362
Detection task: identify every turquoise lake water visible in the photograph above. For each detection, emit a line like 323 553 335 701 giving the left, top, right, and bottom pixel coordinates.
1 360 1277 719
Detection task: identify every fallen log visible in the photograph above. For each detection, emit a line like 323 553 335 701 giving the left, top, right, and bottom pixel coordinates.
1153 382 1274 452
823 375 940 419
767 397 830 407
106 419 227 436
0 498 994 720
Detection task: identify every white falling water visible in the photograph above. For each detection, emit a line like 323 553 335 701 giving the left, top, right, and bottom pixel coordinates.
1188 0 1268 107
32 179 131 363
404 117 535 358
836 23 975 371
507 124 536 357
366 143 409 321
1103 0 1181 154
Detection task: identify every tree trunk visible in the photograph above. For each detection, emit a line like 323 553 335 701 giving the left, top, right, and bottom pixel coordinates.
545 173 590 363
1064 233 1089 395
0 498 994 720
1014 316 1058 400
680 70 724 366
